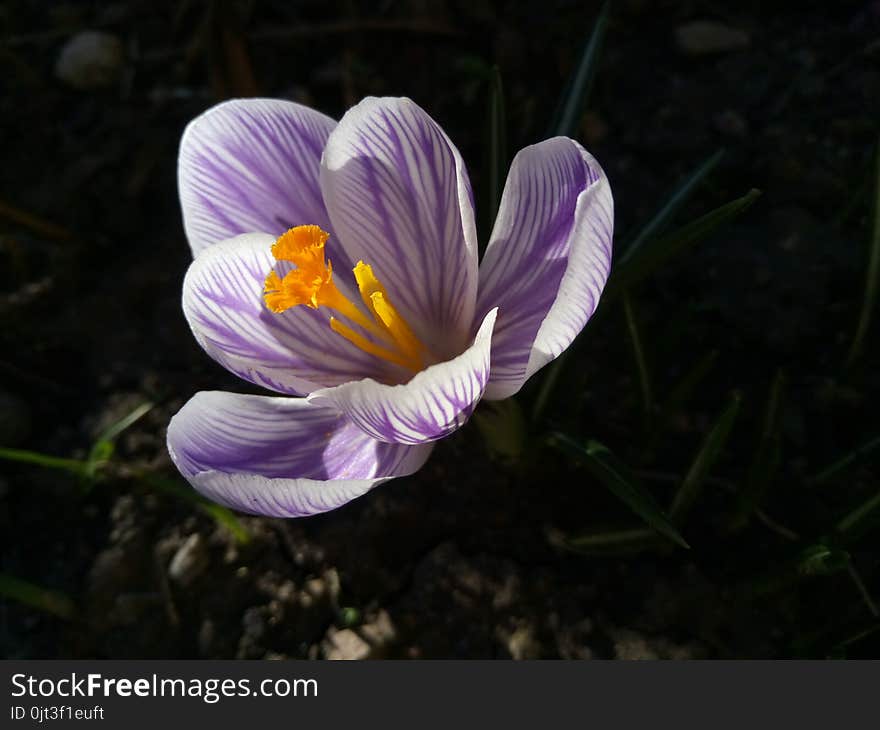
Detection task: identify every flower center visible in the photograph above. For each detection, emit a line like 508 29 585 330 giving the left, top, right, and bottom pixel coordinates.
263 225 426 372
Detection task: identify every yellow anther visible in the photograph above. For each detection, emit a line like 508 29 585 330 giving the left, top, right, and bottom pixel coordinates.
369 292 423 364
263 227 427 372
271 224 329 262
329 318 418 371
353 260 388 312
263 226 335 313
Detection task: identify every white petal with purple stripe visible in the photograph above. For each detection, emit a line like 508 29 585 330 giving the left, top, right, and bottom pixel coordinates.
179 98 336 256
320 97 480 359
167 391 433 517
307 308 497 444
182 233 391 394
476 138 613 400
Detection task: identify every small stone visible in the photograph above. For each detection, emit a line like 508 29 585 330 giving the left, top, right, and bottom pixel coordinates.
504 625 542 660
168 534 209 586
323 628 370 661
238 607 268 659
55 31 124 89
242 608 266 640
675 21 749 56
359 610 396 648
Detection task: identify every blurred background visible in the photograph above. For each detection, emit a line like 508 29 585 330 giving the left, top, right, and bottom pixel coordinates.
1 0 879 659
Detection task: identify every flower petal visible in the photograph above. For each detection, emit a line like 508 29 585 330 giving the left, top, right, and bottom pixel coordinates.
183 233 395 394
167 391 433 517
179 98 336 256
320 97 479 359
306 309 497 445
476 137 613 400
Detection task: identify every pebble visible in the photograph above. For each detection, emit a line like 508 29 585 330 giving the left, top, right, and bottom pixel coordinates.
55 31 124 90
359 610 396 648
168 534 209 586
504 624 542 660
323 628 371 661
675 21 749 56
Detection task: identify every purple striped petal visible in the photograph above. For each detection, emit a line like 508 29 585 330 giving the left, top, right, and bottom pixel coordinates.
319 97 479 359
183 233 396 394
179 98 336 256
307 309 497 444
476 138 613 400
167 391 432 517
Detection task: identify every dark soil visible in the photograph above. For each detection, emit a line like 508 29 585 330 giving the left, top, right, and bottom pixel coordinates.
1 0 878 659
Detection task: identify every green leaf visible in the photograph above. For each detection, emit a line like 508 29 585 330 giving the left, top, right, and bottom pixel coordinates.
731 370 786 529
549 433 689 549
140 473 250 544
809 433 880 485
86 401 154 479
846 562 879 617
669 392 741 524
622 293 653 422
0 572 76 620
94 401 154 445
835 488 880 538
531 349 570 424
618 148 725 264
551 526 661 556
0 447 88 477
847 135 880 365
608 188 762 296
473 398 526 464
831 624 880 656
645 349 718 458
532 189 760 423
547 0 610 138
798 544 850 576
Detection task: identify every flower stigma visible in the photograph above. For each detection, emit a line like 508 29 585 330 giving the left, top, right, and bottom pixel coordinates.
263 225 426 372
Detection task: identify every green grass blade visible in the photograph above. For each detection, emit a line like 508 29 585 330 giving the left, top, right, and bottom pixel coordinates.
618 148 725 264
660 350 720 423
86 401 155 479
94 401 154 445
835 488 880 537
608 188 762 296
553 526 660 556
847 563 879 617
645 349 718 457
0 572 76 620
669 392 741 524
809 433 880 485
531 350 570 423
622 293 654 422
534 190 758 423
846 135 880 365
532 182 761 421
798 544 850 577
140 473 250 544
547 0 610 138
832 624 880 655
0 447 88 477
549 433 689 548
487 65 507 225
731 370 786 529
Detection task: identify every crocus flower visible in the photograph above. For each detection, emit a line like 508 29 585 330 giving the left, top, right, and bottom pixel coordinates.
167 97 613 517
